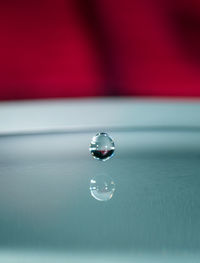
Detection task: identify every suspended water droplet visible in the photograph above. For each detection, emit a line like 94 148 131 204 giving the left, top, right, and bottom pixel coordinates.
90 174 115 201
89 132 115 161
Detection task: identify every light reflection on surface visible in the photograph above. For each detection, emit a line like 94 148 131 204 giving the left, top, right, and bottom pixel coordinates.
90 174 115 201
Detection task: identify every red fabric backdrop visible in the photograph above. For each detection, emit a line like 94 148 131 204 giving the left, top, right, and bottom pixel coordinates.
0 0 200 100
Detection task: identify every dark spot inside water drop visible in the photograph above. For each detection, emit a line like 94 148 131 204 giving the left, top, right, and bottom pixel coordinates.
91 149 114 160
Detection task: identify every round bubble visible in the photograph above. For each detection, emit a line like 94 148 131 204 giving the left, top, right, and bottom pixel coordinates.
89 132 115 161
90 174 115 201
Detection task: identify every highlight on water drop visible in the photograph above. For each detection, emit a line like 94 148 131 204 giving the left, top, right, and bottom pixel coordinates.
89 132 115 161
90 174 115 201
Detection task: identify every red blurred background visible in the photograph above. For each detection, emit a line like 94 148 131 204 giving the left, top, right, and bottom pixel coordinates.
0 0 200 100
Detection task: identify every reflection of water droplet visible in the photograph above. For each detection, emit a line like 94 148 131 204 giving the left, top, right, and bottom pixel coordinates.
90 174 115 201
89 133 115 161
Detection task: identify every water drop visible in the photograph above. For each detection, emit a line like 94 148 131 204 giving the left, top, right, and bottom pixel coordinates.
89 132 115 161
90 174 115 201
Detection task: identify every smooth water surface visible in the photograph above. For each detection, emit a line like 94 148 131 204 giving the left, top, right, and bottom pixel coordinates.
0 131 200 262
